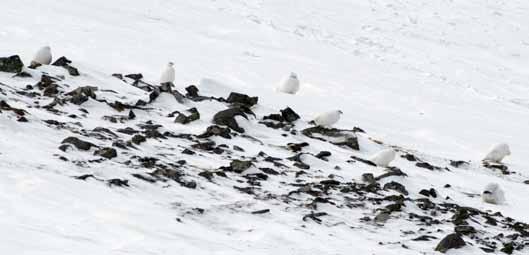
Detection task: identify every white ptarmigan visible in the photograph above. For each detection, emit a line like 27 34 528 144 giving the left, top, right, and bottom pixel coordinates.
369 148 396 167
277 72 300 94
482 183 504 204
160 62 175 84
311 110 343 127
483 143 511 163
32 46 52 66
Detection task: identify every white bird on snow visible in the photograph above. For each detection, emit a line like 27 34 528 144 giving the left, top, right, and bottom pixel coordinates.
277 72 300 94
369 148 396 167
32 46 52 66
160 62 175 84
482 183 504 205
311 110 343 127
483 143 511 163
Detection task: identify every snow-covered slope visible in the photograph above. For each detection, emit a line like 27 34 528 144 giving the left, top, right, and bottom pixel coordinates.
1 0 529 254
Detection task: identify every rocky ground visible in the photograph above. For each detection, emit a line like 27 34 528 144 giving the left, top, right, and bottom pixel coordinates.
1 54 528 254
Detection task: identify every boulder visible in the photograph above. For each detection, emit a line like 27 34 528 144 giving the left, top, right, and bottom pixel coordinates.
0 55 24 73
434 233 466 253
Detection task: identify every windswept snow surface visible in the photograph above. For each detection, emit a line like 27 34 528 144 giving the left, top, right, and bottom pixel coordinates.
1 0 529 254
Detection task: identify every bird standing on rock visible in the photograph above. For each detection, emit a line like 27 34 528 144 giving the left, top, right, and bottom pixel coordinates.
483 143 511 163
160 62 175 85
311 110 342 127
31 46 52 67
277 72 300 94
369 148 396 167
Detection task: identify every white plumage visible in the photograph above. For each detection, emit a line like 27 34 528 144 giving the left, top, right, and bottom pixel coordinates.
277 72 300 94
312 110 342 127
483 143 511 163
369 149 396 167
32 46 52 65
482 183 504 204
160 62 175 84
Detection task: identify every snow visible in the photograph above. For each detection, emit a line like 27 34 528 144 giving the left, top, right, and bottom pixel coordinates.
1 0 529 254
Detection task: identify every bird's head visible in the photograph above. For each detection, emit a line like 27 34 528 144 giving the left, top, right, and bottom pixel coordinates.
168 62 174 67
338 110 343 114
290 72 298 79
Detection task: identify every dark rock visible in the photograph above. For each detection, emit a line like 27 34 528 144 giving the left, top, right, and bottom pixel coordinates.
0 55 24 73
454 225 476 235
173 107 200 124
500 242 515 254
52 56 72 66
302 212 328 223
213 107 250 133
94 147 117 159
416 162 438 171
66 86 97 105
74 174 98 180
362 173 376 184
351 155 377 166
226 92 258 107
107 179 129 187
434 233 466 253
131 134 146 145
128 110 136 120
450 160 468 168
375 167 408 180
401 153 418 161
251 209 270 214
117 127 139 135
280 107 300 122
315 151 332 160
419 188 437 198
383 181 409 195
230 160 253 173
287 142 309 152
185 85 199 97
125 73 143 80
197 125 232 139
61 137 96 151
259 167 279 175
131 173 157 183
181 148 195 155
412 235 437 241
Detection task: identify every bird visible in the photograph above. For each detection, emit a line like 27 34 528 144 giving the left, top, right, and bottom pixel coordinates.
369 148 396 167
160 62 175 84
310 110 343 126
277 72 300 94
483 143 511 163
31 46 52 66
482 183 504 204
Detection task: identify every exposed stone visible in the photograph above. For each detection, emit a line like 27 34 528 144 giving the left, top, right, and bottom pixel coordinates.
454 225 476 235
434 233 466 253
131 134 147 145
280 107 300 122
94 147 117 159
197 125 232 139
230 160 253 173
383 181 409 195
226 92 258 107
61 137 96 151
173 107 200 124
66 86 97 105
213 107 251 133
0 55 24 73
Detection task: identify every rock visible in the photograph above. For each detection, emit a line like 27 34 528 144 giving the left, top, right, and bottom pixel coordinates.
280 107 300 122
0 55 24 73
500 242 515 254
383 181 409 195
125 73 143 81
182 148 195 155
416 162 439 171
302 126 359 150
230 160 253 173
450 160 468 168
107 178 129 187
226 92 258 107
374 211 391 223
131 134 146 145
197 125 232 139
66 86 97 105
173 107 200 124
315 151 332 160
362 173 376 184
94 147 117 159
454 225 476 235
61 137 96 151
185 85 199 97
434 233 466 253
251 209 270 214
52 56 79 76
419 188 437 198
287 142 309 152
213 107 250 133
128 110 136 120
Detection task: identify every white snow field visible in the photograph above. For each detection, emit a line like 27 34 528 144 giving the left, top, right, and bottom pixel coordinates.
1 0 529 254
